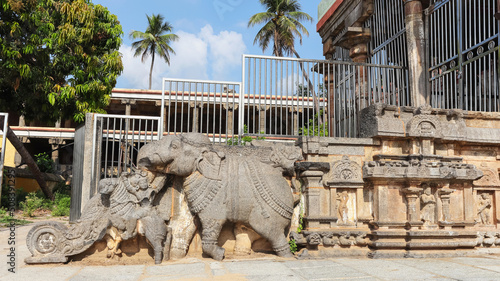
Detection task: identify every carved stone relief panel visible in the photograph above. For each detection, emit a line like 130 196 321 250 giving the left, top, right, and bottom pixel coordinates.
474 163 500 187
420 184 437 226
336 189 357 226
407 114 442 139
323 156 364 186
476 192 493 226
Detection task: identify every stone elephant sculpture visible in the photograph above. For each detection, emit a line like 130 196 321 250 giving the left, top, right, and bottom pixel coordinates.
137 133 300 260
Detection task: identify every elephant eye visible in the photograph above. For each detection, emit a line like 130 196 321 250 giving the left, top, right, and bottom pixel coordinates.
171 139 181 150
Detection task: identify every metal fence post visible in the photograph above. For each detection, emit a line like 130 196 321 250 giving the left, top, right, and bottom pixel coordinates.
0 113 9 202
239 55 247 138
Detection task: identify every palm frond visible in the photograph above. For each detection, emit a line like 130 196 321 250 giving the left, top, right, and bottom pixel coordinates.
249 0 311 57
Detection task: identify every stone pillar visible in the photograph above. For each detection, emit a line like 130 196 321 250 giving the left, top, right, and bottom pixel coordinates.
373 182 389 225
289 107 301 136
190 102 202 133
80 113 97 215
438 183 455 228
404 0 427 107
121 99 136 116
258 105 269 134
296 162 330 229
356 186 373 224
403 182 423 228
49 137 64 171
19 115 25 127
463 182 475 224
223 104 238 136
347 32 371 111
494 190 500 225
14 116 26 166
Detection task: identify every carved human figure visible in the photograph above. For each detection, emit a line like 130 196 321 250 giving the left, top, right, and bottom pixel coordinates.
420 185 436 226
337 191 349 224
477 193 492 225
98 171 170 263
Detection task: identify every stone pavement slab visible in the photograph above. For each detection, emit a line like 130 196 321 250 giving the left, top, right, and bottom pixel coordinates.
392 258 500 280
3 255 500 280
3 222 500 281
333 258 445 280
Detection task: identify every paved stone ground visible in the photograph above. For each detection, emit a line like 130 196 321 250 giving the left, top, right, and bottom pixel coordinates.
2 222 500 280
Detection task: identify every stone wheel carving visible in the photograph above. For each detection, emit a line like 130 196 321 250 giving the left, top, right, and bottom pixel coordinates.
26 221 69 263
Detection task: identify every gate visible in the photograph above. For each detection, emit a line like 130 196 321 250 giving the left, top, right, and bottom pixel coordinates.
90 114 161 196
426 0 500 111
241 55 408 138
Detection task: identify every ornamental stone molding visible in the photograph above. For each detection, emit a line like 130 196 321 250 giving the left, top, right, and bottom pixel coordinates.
291 230 370 248
474 163 500 187
359 104 499 143
363 154 483 182
323 156 363 186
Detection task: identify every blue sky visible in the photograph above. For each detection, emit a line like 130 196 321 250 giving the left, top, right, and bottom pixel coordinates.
93 0 324 90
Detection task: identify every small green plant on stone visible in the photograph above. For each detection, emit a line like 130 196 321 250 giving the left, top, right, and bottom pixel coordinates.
19 192 44 217
289 193 305 253
289 238 298 253
51 193 70 217
226 125 265 146
298 110 329 137
297 213 304 233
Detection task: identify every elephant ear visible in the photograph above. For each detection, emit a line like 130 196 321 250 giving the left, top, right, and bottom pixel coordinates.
197 150 225 181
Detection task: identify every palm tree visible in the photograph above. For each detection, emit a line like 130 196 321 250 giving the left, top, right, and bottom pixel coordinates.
248 0 312 57
130 14 178 90
248 0 323 123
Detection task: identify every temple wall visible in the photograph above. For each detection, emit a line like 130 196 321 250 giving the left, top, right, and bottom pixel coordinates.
293 105 500 258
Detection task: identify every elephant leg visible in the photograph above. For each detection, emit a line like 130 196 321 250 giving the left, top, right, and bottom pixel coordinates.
249 214 294 258
142 217 167 264
163 227 172 261
105 227 123 259
200 218 225 261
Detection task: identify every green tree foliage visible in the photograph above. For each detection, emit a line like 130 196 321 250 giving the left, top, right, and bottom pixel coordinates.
51 192 70 216
248 0 312 57
130 14 178 90
35 152 54 173
299 110 328 137
295 83 326 98
0 0 123 123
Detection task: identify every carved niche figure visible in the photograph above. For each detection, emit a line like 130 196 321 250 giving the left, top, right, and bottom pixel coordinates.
137 133 300 261
26 171 170 264
420 184 436 226
477 193 492 225
337 191 349 225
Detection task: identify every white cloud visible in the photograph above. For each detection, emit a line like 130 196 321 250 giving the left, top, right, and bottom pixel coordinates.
167 31 209 81
119 44 156 90
119 24 246 90
199 25 247 81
